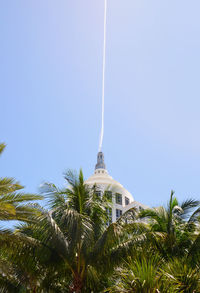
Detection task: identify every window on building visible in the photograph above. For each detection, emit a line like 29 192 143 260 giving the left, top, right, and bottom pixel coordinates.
106 208 112 225
116 209 122 220
105 191 112 200
115 193 122 205
125 196 130 206
96 191 101 197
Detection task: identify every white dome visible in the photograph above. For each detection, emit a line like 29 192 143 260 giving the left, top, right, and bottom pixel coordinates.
85 168 134 203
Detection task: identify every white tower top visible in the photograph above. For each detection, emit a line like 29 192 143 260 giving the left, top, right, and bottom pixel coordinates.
85 152 137 222
86 152 129 190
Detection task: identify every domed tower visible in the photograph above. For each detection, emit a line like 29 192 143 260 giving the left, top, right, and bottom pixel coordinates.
85 152 135 223
85 1 148 222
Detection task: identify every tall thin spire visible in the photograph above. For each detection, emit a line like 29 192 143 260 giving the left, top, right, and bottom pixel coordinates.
95 152 106 170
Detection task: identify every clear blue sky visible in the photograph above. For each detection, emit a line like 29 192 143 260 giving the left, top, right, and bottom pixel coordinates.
1 0 200 207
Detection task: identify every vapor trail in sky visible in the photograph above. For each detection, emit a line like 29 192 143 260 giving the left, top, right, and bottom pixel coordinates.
99 0 107 152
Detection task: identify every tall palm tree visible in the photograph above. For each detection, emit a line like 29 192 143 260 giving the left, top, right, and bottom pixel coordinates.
1 169 144 293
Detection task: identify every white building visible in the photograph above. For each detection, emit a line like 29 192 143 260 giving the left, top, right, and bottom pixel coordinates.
85 152 148 223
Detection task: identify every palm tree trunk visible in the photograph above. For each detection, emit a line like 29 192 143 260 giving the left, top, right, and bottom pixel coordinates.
69 273 83 293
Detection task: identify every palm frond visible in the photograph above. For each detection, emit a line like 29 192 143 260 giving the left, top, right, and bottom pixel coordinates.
162 259 200 292
0 143 6 155
0 177 23 194
181 199 200 219
0 192 43 204
188 207 200 223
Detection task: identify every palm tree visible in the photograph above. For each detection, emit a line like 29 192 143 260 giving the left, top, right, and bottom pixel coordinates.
139 191 200 259
0 143 43 222
107 253 200 293
1 169 145 292
107 189 200 293
162 258 200 293
107 250 176 293
0 143 43 292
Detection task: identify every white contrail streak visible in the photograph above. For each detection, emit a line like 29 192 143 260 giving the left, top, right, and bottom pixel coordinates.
99 0 107 152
